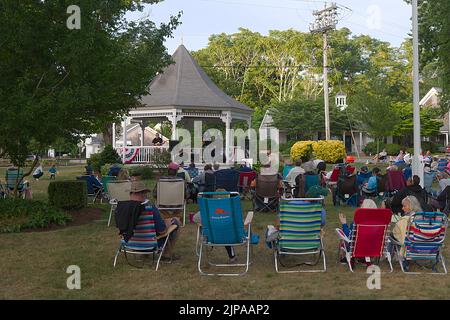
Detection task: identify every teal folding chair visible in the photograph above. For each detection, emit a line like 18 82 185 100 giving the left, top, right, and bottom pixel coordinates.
272 197 326 273
197 192 254 276
5 167 26 198
392 211 448 274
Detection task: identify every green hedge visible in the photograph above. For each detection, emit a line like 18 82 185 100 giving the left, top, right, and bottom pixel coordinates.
48 181 87 210
0 199 72 233
129 165 154 180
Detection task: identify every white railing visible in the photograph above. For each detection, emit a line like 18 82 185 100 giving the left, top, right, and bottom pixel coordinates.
115 146 169 164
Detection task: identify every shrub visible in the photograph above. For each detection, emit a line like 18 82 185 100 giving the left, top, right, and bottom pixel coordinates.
384 143 402 156
363 141 385 156
129 165 154 180
0 199 72 233
48 181 87 210
422 141 440 153
290 140 346 163
87 145 121 172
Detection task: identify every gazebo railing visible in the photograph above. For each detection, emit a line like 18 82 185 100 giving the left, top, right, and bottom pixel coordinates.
115 146 169 164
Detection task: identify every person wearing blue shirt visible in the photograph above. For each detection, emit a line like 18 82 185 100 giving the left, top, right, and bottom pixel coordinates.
361 167 381 194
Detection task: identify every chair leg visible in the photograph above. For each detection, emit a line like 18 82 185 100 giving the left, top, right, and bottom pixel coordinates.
108 206 113 227
113 246 122 267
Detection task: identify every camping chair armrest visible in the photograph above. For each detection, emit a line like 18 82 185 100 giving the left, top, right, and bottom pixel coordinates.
156 224 178 240
335 228 350 243
244 211 254 226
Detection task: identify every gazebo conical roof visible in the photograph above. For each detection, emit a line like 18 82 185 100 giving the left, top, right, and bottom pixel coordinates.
138 45 252 114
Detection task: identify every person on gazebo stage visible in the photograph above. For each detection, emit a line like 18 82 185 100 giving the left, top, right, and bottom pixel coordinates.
152 133 163 146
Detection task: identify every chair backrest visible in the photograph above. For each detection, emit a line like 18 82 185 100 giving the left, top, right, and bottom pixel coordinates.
76 176 95 195
403 166 412 182
387 170 406 191
423 172 436 193
282 165 294 180
351 208 392 258
197 192 245 245
156 178 185 207
108 181 131 201
238 171 256 188
255 174 279 198
403 212 448 260
204 172 216 192
304 174 320 194
278 198 324 250
438 159 448 172
101 176 117 193
123 202 158 250
329 167 341 182
337 174 358 195
186 167 199 179
6 168 24 191
377 174 387 193
214 169 240 192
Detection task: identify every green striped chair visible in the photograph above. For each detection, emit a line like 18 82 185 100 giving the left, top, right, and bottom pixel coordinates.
273 197 326 273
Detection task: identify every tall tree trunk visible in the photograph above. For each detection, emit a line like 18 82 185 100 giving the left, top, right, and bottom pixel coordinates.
103 123 113 146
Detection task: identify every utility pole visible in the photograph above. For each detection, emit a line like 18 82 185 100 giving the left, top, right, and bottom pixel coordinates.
412 0 423 186
310 2 338 141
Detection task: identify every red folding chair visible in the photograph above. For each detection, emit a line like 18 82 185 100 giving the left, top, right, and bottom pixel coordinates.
336 208 393 272
238 171 256 200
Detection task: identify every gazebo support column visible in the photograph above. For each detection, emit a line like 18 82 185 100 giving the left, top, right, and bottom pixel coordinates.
112 122 116 148
122 118 127 163
221 111 232 164
140 123 145 147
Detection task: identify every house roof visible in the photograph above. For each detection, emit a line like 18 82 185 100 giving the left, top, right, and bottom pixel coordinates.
420 87 442 107
138 45 253 114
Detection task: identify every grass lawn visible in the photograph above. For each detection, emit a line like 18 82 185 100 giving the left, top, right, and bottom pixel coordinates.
1 164 450 300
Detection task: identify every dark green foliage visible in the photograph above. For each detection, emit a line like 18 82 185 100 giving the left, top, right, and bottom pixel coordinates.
384 144 402 156
363 141 385 156
422 141 440 153
48 181 87 210
130 166 154 180
87 145 121 172
0 199 72 233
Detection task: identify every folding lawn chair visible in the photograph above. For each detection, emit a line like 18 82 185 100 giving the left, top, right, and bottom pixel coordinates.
238 170 256 200
282 165 294 180
423 171 437 195
113 201 177 270
272 197 326 273
156 177 186 226
5 167 26 198
392 211 448 274
356 171 372 187
304 174 320 194
253 174 280 213
107 181 131 227
336 208 393 272
386 170 406 197
336 174 359 207
76 175 104 204
196 192 254 276
438 159 448 172
214 169 240 192
101 176 117 201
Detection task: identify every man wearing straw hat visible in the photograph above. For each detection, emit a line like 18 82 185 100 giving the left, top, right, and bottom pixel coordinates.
121 180 181 262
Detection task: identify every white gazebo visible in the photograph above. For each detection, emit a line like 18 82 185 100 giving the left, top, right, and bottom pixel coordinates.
114 45 253 164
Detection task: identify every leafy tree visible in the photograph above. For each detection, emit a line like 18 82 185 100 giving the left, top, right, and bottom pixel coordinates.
0 0 181 195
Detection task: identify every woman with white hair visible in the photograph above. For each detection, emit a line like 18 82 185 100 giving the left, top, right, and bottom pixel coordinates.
338 199 378 238
391 195 423 246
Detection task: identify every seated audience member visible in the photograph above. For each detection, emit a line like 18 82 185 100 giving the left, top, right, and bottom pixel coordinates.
152 133 163 146
285 159 305 187
186 162 199 179
436 172 450 194
338 199 378 238
373 149 388 162
116 181 180 261
176 162 191 182
33 163 44 181
117 168 130 181
387 175 429 214
316 161 327 187
391 195 423 246
431 185 450 212
361 167 381 195
107 164 122 177
192 164 215 193
403 151 412 165
237 161 253 172
213 162 220 171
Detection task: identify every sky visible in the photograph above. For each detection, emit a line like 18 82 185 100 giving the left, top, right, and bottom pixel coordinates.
126 0 412 54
